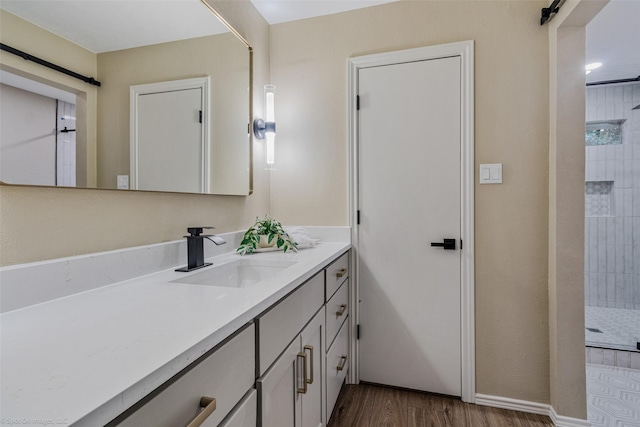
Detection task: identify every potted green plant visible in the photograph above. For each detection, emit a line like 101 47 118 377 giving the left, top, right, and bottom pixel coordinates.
237 215 298 255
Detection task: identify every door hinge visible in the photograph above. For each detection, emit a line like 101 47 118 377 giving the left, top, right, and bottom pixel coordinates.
356 95 360 111
460 239 463 250
357 324 360 340
357 210 361 225
199 110 203 123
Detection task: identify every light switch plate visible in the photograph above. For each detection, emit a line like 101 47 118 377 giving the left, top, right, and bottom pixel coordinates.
479 163 502 184
117 175 129 189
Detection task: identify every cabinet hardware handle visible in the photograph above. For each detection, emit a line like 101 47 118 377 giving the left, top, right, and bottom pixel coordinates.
186 396 216 427
336 268 347 278
304 345 314 385
336 304 347 317
296 352 308 394
337 355 348 372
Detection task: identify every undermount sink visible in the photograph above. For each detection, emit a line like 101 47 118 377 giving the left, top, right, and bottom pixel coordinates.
171 258 297 288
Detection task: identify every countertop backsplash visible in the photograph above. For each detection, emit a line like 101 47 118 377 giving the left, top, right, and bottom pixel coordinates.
0 226 350 313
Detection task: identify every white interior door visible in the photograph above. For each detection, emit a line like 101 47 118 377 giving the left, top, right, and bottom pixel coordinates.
358 56 462 396
56 99 76 187
136 87 203 192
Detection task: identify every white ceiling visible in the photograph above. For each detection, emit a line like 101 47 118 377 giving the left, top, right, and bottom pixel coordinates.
586 0 640 84
250 0 397 25
0 0 637 82
0 0 229 53
0 0 397 53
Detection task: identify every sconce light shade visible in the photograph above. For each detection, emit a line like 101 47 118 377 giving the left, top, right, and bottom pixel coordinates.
253 85 276 169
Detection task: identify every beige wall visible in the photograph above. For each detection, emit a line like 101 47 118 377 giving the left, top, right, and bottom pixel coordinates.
97 32 250 194
0 1 271 266
0 9 98 187
270 0 551 404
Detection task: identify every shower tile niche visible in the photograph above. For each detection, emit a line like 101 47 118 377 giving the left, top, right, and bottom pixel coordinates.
586 119 625 146
586 181 614 217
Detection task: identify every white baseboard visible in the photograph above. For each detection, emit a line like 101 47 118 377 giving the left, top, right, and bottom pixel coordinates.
475 393 550 415
550 406 592 427
475 394 590 427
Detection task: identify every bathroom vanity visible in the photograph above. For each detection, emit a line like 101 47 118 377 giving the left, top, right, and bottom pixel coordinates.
0 230 351 427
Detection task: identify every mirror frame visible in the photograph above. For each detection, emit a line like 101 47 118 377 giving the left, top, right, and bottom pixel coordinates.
0 0 254 195
199 0 254 195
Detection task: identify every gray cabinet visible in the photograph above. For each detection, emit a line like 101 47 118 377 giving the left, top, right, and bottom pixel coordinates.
257 250 351 427
324 252 350 421
257 309 324 427
256 268 326 427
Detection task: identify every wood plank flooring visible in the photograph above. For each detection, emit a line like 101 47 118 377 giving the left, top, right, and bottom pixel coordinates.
328 384 554 427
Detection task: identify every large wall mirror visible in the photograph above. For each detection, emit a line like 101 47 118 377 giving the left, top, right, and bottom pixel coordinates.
0 0 252 195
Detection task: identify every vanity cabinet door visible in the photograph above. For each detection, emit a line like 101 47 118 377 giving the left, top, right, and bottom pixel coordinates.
258 309 326 427
300 308 325 427
257 338 301 427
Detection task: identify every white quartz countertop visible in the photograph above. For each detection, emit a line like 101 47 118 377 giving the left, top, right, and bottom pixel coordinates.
0 242 350 426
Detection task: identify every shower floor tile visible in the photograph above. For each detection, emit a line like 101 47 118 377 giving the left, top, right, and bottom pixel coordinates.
587 364 640 427
585 306 640 351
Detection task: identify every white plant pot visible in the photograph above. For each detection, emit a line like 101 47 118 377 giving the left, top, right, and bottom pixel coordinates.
258 234 276 248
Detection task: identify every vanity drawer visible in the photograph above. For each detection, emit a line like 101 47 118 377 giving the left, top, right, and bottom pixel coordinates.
219 389 257 427
115 324 255 427
325 251 349 301
257 272 324 375
325 280 349 348
326 317 349 422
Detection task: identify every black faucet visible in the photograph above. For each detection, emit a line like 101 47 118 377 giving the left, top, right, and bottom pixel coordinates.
175 227 226 272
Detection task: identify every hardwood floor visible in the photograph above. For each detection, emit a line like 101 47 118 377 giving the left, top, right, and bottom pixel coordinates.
328 384 554 427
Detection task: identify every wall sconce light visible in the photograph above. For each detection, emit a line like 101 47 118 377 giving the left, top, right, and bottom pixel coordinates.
253 84 276 170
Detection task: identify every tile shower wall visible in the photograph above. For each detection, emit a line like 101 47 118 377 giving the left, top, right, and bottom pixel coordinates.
584 83 640 309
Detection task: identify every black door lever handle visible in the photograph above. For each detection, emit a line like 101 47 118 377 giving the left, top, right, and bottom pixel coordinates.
430 238 456 250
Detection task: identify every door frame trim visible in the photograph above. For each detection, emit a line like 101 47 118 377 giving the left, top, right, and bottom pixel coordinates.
130 77 210 192
347 40 475 402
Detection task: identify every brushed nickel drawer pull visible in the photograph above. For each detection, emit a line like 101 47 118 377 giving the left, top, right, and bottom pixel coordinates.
304 345 314 384
336 268 347 278
336 304 347 317
337 355 348 372
297 352 308 394
186 396 216 427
